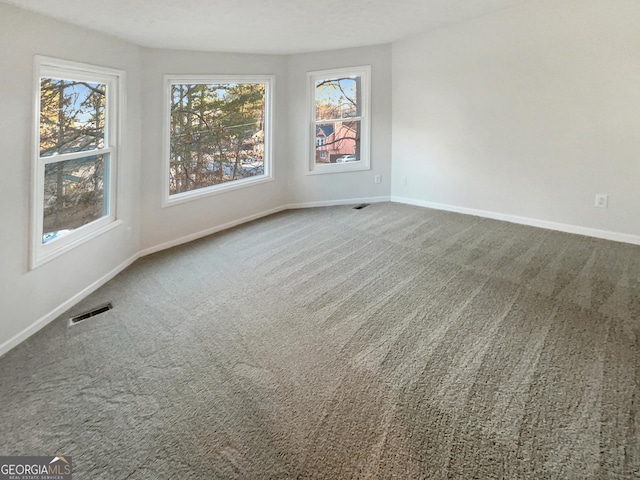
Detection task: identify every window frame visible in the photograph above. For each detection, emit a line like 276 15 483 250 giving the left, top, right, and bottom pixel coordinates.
307 65 371 174
162 74 275 207
31 56 124 269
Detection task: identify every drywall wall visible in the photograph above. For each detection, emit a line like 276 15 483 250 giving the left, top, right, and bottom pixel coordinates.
139 49 290 251
286 45 392 205
391 0 640 239
0 3 142 352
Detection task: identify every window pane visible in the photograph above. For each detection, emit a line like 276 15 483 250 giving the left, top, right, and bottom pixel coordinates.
169 83 266 195
43 154 107 243
314 121 360 164
40 78 106 157
315 76 360 121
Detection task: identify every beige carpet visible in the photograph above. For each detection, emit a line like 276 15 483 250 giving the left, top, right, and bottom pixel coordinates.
1 202 639 479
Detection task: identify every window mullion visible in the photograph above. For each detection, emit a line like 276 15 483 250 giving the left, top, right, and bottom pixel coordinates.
314 116 363 124
39 147 113 165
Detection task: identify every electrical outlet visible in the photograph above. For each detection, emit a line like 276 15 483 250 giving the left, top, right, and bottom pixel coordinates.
126 226 133 240
374 174 382 184
594 194 608 208
402 176 407 185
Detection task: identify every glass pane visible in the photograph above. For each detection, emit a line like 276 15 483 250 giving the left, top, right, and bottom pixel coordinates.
40 78 106 157
43 154 107 243
169 83 266 195
315 76 360 121
314 121 360 165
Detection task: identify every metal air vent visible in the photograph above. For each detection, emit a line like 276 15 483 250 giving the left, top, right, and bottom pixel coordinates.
69 303 113 326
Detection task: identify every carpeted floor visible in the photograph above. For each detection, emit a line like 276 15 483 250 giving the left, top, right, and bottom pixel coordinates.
1 202 639 479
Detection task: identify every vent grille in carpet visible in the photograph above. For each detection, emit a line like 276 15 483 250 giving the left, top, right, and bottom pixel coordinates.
69 303 113 325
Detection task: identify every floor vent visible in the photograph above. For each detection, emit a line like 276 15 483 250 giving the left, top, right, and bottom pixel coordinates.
353 203 370 210
69 303 113 325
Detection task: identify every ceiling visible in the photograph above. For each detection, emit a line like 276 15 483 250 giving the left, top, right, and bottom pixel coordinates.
2 0 530 55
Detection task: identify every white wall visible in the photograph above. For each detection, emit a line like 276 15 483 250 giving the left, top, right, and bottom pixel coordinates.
139 50 290 252
391 0 640 240
286 45 392 205
0 4 142 353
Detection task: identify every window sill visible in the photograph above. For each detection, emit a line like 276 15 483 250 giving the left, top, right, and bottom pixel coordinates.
162 174 274 208
307 161 371 175
31 219 124 270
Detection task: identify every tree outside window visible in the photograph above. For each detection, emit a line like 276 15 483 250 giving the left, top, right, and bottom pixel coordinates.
164 75 273 204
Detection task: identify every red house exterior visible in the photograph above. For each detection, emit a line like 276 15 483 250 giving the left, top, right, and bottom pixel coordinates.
315 123 357 163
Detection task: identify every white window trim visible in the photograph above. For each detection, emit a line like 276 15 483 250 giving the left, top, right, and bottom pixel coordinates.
307 65 371 175
30 56 125 270
162 74 275 208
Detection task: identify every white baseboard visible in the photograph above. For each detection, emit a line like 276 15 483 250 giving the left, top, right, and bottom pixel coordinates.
139 196 391 257
139 205 289 257
284 195 391 210
391 196 640 246
0 253 140 358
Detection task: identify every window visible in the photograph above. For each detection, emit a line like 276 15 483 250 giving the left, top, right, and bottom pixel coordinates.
32 57 123 268
308 66 370 173
163 75 274 205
